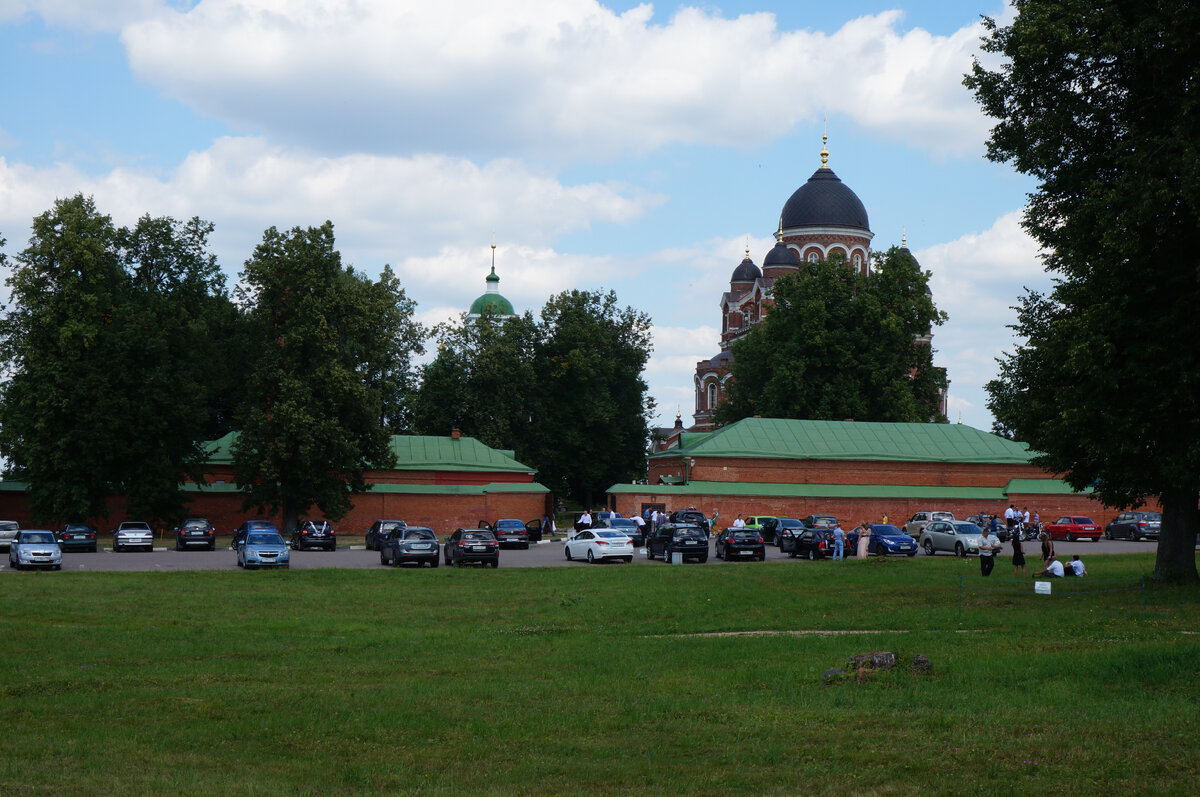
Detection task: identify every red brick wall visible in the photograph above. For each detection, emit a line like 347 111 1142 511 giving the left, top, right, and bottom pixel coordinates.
649 456 1054 487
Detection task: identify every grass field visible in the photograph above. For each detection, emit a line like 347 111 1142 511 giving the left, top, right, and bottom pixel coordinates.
3 553 1198 795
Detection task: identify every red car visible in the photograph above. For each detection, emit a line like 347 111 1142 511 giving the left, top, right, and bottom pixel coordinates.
1044 516 1102 542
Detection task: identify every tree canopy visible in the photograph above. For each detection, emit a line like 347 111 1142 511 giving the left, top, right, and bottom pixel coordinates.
232 222 420 533
0 195 232 524
716 248 947 426
965 1 1200 580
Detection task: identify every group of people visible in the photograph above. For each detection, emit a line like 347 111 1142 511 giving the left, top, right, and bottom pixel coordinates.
979 522 1086 578
826 521 872 561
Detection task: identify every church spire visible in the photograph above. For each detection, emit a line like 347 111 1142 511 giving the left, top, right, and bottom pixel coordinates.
820 116 829 169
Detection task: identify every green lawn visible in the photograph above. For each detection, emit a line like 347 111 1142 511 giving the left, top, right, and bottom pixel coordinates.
3 554 1197 795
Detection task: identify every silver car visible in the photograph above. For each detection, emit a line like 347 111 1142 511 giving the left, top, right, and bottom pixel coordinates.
0 520 19 551
114 521 154 551
237 531 291 569
919 520 983 557
9 529 62 570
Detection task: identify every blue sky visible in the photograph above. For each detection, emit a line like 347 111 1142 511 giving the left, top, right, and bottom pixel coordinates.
0 1 1045 433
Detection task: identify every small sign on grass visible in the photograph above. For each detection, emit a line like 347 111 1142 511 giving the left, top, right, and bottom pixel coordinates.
1034 580 1052 595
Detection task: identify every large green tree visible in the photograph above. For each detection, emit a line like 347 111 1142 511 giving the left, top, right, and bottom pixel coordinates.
233 222 421 533
716 248 947 425
0 195 232 524
965 1 1200 581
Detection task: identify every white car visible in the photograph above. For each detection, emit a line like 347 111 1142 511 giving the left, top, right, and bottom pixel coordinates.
0 520 19 551
8 529 62 570
564 529 634 563
114 521 154 551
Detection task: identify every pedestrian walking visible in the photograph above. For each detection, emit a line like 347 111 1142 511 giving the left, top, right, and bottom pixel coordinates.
979 525 1001 576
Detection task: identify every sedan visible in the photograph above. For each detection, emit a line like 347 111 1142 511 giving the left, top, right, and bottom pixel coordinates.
1045 516 1102 542
919 521 984 557
8 529 62 570
789 529 833 560
715 529 766 561
487 518 534 549
848 524 919 557
57 523 99 553
174 517 215 551
232 520 278 552
291 520 336 551
565 529 634 563
1105 512 1160 541
236 531 290 569
0 520 18 551
380 526 440 567
114 521 154 552
765 518 807 552
444 528 500 567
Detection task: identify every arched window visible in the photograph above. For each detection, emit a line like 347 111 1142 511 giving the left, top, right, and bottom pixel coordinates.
707 383 717 409
807 252 819 263
853 253 862 269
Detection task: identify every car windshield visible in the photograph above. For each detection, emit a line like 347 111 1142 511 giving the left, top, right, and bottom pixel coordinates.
182 520 208 530
953 523 983 535
247 533 284 545
22 531 56 543
65 524 91 532
731 532 759 541
596 531 627 539
1072 517 1095 524
872 525 904 536
463 531 493 541
404 529 436 540
932 512 955 521
778 519 803 528
121 523 151 530
497 520 524 530
1142 513 1162 521
609 518 636 528
246 521 275 530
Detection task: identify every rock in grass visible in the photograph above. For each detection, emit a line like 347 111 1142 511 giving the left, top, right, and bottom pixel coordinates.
848 651 896 671
822 668 846 682
912 654 933 673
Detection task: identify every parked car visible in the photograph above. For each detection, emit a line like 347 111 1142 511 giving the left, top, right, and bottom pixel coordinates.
232 520 278 552
646 523 709 563
1105 512 1161 541
565 529 634 563
743 515 776 541
919 520 983 556
236 530 290 569
380 526 440 567
8 529 62 570
57 523 98 553
366 519 407 551
789 528 834 560
763 517 807 552
715 529 766 561
904 510 956 538
965 514 1008 543
668 509 711 536
482 518 542 549
174 517 215 551
444 528 500 567
0 520 19 551
114 521 154 552
1045 516 1102 542
801 514 839 530
594 516 644 546
291 520 336 551
847 523 919 556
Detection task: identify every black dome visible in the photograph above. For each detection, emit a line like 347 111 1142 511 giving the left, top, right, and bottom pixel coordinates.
731 256 761 283
780 167 870 232
762 240 796 269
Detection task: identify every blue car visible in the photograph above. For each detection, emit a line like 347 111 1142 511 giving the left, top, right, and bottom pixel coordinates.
236 531 291 569
847 524 919 557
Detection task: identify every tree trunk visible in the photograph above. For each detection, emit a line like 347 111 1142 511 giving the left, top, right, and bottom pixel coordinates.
282 495 299 537
1153 488 1200 583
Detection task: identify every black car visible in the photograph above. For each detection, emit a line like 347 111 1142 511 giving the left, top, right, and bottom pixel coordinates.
715 529 766 561
232 520 278 551
380 526 440 567
291 519 336 551
646 523 709 563
763 517 806 551
444 528 500 567
668 510 711 536
800 514 839 530
790 528 834 560
57 523 99 553
174 517 215 551
594 517 645 546
1105 511 1161 541
481 518 542 549
366 519 406 551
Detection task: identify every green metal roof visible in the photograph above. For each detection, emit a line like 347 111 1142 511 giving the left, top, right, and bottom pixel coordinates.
204 432 534 473
651 417 1035 464
1005 478 1093 495
609 481 1009 500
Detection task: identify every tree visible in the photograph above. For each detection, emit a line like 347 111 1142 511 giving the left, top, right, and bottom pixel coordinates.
0 195 232 524
525 290 654 506
233 222 421 533
716 248 947 425
412 310 538 450
965 1 1200 581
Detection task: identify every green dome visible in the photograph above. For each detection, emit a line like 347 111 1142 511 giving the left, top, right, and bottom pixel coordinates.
467 266 515 317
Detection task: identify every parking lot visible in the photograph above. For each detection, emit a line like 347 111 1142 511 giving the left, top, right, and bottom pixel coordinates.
2 534 1153 573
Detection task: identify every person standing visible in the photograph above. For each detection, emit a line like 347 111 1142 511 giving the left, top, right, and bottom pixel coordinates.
1040 532 1055 565
832 524 845 561
880 513 889 525
1004 504 1016 532
732 514 745 528
578 509 592 531
856 522 871 559
979 525 1001 576
1012 530 1026 577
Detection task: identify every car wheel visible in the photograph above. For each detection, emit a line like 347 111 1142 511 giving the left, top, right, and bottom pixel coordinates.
624 557 633 563
431 558 440 568
587 549 595 564
665 550 673 564
565 547 573 561
380 551 389 566
522 542 530 550
955 542 964 557
646 547 654 560
491 560 499 568
1066 532 1074 542
788 549 796 558
807 549 815 561
923 539 934 556
907 551 917 557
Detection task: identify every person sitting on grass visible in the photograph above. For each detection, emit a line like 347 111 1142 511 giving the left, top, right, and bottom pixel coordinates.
1064 555 1086 577
1032 556 1064 578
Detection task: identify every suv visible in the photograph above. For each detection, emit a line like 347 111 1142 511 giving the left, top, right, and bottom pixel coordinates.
919 520 983 557
0 520 20 551
1105 511 1161 541
366 519 406 551
646 523 709 563
380 526 440 567
904 510 956 538
174 517 215 551
292 519 336 551
481 518 542 549
669 509 710 536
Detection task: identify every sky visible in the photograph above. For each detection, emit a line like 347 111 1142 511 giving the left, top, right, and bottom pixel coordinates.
0 0 1047 434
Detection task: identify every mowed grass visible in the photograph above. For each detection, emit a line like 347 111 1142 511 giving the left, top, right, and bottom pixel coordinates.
2 554 1198 795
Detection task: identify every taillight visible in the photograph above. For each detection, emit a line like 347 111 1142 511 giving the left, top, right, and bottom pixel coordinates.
301 530 308 536
1138 521 1147 527
597 540 609 546
490 541 498 547
757 537 763 543
458 542 468 548
89 533 96 539
819 541 826 550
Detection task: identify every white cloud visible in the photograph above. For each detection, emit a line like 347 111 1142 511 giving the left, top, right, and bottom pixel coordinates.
645 323 719 425
118 1 993 160
0 0 165 31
